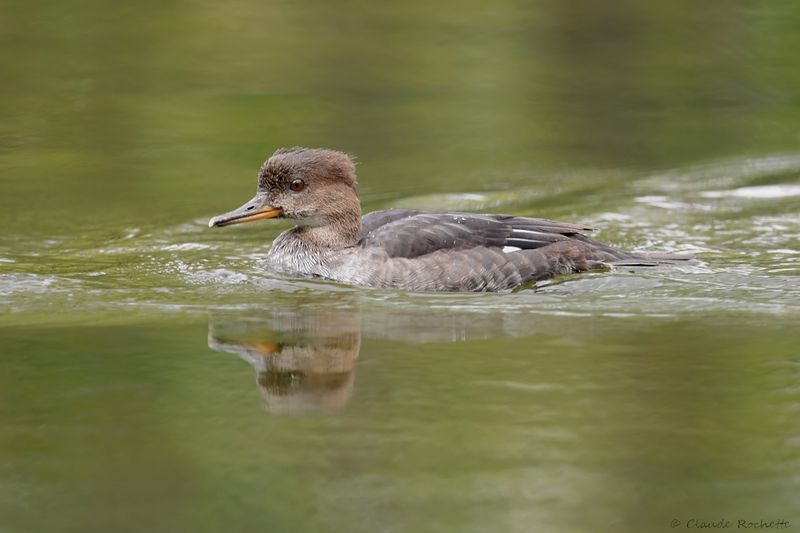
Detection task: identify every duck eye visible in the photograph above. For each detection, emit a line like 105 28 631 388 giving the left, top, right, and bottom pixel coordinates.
289 179 305 192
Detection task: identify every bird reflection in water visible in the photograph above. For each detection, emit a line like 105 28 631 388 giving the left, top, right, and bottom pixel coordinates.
208 310 360 414
208 304 602 415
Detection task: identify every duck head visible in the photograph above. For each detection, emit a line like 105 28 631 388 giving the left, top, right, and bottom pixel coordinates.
208 147 361 239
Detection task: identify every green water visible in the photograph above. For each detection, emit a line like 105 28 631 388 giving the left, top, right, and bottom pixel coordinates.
2 1 800 532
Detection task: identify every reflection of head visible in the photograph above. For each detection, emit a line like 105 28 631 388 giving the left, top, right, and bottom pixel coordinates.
209 304 589 414
255 333 360 414
208 310 360 414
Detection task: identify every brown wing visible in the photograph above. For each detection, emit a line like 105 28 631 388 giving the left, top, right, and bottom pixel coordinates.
358 210 594 259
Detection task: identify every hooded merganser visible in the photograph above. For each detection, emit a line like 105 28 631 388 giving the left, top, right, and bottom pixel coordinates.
209 147 691 291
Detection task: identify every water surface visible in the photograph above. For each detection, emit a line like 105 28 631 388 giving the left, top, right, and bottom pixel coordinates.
1 1 799 532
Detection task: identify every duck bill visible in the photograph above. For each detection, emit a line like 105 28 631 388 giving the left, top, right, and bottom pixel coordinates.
208 194 282 228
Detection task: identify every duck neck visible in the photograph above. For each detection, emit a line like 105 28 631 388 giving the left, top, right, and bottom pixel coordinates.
293 209 362 250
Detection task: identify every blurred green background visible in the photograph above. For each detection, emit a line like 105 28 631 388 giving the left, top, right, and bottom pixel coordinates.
1 1 799 532
2 0 799 235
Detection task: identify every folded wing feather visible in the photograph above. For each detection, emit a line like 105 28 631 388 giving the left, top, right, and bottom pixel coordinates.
358 209 594 259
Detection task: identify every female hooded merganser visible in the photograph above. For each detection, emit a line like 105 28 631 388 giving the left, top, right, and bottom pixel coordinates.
209 147 691 291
